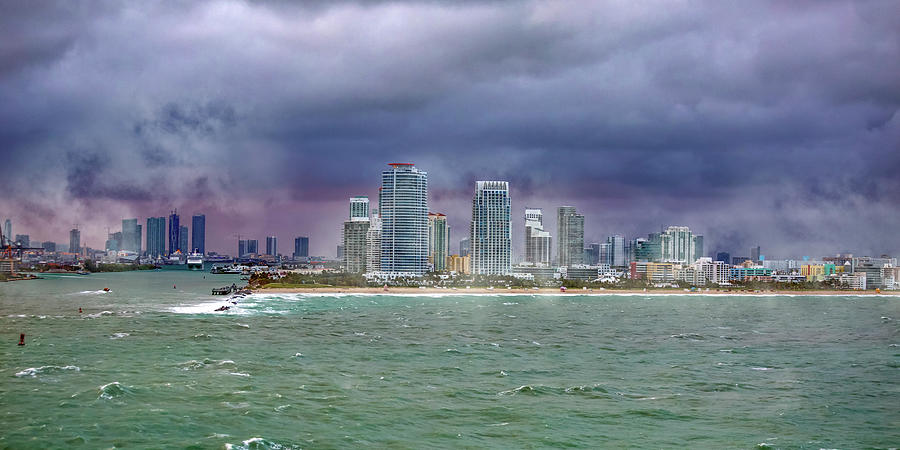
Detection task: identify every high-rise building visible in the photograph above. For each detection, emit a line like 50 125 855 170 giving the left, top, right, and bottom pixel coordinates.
69 228 81 254
428 213 450 271
607 235 625 267
122 219 140 253
191 214 206 254
336 245 344 259
599 242 611 265
247 239 258 254
343 220 369 273
557 206 584 266
3 219 11 243
694 235 704 260
366 212 382 273
238 240 247 258
585 243 601 265
715 251 731 265
459 237 470 257
106 232 122 252
631 236 662 262
380 163 428 275
146 217 167 257
470 181 511 275
659 226 702 264
168 210 180 255
751 245 761 263
350 196 369 220
293 236 309 259
179 226 188 253
14 234 29 247
524 208 551 266
266 236 277 256
42 242 56 252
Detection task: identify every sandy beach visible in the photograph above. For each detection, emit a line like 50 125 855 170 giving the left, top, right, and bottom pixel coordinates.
255 286 899 296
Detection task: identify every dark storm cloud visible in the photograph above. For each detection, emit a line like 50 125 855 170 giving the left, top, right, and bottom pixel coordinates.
0 0 898 257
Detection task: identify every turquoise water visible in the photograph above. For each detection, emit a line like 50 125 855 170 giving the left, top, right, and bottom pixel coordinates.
1 271 898 448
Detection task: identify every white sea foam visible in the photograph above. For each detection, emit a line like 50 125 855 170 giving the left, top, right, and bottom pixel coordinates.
15 365 80 377
752 367 774 371
228 372 251 377
169 301 252 315
85 311 114 318
110 332 130 339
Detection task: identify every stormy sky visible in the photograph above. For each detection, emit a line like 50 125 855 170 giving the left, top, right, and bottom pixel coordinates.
1 0 898 259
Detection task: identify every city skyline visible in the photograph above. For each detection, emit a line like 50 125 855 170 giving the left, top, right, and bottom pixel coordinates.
1 2 898 258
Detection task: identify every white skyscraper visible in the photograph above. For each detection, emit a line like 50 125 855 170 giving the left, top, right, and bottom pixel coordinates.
366 209 382 273
524 208 551 266
659 226 700 264
470 181 511 275
350 196 369 219
380 163 428 275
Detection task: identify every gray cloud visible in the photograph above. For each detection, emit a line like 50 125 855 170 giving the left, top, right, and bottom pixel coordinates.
0 0 898 257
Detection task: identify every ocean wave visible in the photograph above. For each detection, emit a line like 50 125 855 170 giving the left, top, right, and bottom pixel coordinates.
85 311 114 318
179 359 237 370
669 333 706 340
498 383 610 397
225 437 303 450
98 381 132 399
76 289 111 295
15 365 80 377
109 332 130 339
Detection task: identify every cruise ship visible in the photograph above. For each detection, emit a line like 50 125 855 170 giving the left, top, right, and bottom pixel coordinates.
186 252 204 270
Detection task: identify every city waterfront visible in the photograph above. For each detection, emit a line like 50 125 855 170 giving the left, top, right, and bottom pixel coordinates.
1 271 898 448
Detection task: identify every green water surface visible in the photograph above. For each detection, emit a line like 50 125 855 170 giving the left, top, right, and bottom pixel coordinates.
1 271 898 448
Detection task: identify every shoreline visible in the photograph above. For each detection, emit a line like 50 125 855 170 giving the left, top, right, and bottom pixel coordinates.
254 286 899 296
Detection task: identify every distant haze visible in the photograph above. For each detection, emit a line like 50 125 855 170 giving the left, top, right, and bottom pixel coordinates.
1 1 898 258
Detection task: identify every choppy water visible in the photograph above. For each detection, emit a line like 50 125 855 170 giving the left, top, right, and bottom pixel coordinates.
1 271 898 448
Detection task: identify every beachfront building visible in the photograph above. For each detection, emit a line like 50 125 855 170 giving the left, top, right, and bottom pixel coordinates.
366 211 382 273
350 196 369 220
343 220 369 273
524 208 551 266
69 228 81 255
557 206 584 267
380 163 429 275
658 226 703 264
428 213 450 272
470 181 511 275
168 210 180 255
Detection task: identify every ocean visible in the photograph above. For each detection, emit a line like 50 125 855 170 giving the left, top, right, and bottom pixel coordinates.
1 270 898 448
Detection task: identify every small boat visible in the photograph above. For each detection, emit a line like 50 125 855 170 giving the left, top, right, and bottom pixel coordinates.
103 287 110 292
75 271 90 275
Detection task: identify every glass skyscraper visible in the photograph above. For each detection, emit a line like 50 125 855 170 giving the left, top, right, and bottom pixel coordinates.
69 228 81 254
191 214 206 254
146 217 166 257
179 226 188 254
380 163 428 275
557 206 584 266
122 218 140 253
428 213 450 272
470 181 511 275
168 210 180 255
293 236 309 259
266 236 277 256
